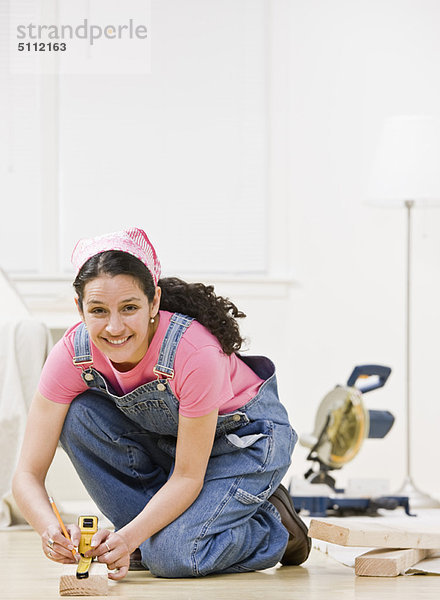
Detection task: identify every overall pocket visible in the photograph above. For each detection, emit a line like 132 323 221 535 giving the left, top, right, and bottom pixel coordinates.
116 392 179 436
209 419 273 472
233 469 280 505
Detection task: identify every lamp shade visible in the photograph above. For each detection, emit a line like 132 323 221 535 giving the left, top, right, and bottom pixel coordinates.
367 115 440 206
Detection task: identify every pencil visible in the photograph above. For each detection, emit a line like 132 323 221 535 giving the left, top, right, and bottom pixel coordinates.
48 495 77 558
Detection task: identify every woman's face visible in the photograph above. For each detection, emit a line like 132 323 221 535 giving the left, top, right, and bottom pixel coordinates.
77 274 161 371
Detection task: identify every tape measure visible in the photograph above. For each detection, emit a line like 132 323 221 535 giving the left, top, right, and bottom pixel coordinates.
76 515 98 579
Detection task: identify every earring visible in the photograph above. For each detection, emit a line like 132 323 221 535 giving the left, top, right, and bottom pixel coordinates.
150 317 155 324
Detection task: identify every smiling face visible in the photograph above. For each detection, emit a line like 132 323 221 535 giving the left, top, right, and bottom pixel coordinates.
77 274 161 371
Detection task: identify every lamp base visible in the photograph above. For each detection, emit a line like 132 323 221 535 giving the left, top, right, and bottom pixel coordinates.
394 476 440 509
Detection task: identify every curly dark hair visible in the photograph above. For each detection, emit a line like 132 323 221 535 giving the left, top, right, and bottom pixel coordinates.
73 250 246 355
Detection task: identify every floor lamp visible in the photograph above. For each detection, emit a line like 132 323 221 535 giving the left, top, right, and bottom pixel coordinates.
367 115 440 508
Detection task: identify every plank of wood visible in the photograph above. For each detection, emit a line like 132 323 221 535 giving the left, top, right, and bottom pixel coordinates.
59 562 108 596
308 518 440 549
355 547 437 577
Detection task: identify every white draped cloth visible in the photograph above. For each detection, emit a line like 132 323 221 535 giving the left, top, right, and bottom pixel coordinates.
0 269 52 527
0 319 52 527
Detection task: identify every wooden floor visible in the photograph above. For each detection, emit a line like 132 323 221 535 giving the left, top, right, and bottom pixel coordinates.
2 529 440 600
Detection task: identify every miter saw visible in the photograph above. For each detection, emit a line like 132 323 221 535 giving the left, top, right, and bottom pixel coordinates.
290 365 412 516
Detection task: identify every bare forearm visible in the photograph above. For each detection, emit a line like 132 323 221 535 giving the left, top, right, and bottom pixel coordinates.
12 471 59 535
12 393 71 535
118 474 203 552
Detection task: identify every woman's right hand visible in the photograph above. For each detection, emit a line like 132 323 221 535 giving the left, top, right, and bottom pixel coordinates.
41 523 81 564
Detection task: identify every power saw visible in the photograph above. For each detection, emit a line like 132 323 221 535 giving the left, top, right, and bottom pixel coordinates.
300 364 394 489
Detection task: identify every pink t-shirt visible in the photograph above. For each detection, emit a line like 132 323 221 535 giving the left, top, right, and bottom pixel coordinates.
38 310 263 418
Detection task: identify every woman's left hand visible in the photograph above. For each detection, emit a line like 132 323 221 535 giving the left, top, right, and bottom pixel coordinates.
85 529 131 580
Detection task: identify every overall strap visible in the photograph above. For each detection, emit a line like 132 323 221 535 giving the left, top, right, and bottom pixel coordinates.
72 322 93 368
153 313 194 380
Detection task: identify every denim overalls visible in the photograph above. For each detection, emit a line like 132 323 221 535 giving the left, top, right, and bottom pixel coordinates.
60 313 297 577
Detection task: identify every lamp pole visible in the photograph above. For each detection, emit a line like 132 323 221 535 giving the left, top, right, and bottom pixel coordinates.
405 199 413 485
368 116 440 507
395 199 440 507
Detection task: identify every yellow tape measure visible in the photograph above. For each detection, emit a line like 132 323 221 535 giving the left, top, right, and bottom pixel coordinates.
76 515 98 580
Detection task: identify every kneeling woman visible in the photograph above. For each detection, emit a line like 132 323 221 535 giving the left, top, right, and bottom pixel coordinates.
13 228 310 579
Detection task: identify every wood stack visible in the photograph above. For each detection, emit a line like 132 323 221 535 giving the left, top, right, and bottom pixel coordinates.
308 518 440 577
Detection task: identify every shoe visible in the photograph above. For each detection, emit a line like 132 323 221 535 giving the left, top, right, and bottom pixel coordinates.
129 548 147 571
268 483 311 565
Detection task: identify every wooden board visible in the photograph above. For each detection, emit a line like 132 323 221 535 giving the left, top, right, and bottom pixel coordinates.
59 562 108 596
355 547 437 577
308 518 440 549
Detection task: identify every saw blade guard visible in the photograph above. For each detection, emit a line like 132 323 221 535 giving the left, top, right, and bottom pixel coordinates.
307 386 369 469
300 364 392 471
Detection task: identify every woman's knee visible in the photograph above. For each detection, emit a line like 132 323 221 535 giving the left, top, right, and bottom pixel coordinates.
143 523 238 578
145 548 196 578
142 531 197 578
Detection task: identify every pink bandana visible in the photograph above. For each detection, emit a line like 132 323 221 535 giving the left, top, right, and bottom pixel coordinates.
71 228 161 286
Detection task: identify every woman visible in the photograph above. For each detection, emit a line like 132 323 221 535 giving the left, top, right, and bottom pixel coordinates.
13 227 310 579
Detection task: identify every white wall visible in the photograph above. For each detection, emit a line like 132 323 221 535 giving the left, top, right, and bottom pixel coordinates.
286 0 440 496
5 0 440 500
